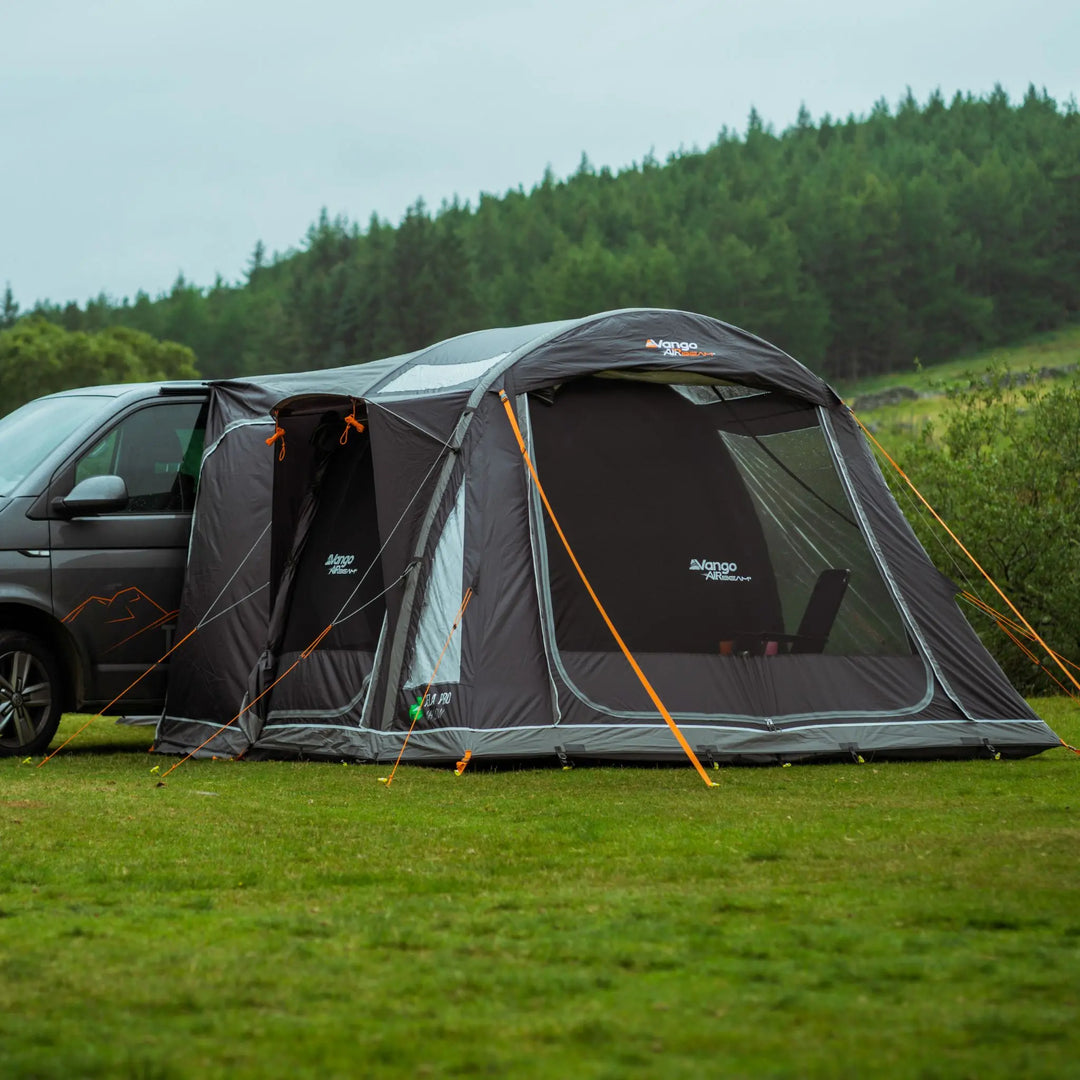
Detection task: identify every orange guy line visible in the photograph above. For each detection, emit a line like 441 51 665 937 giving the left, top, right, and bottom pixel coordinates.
498 389 716 788
158 623 334 779
383 588 473 788
38 626 198 766
852 411 1080 700
104 609 181 655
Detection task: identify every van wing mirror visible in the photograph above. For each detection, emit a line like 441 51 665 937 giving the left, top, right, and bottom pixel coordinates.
53 475 129 518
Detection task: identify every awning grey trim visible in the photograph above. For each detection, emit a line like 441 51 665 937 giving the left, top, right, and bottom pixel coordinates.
820 407 973 721
520 395 563 725
202 417 275 462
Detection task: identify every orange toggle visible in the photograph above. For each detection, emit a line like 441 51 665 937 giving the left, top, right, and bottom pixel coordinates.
266 425 286 461
340 414 366 445
455 750 472 776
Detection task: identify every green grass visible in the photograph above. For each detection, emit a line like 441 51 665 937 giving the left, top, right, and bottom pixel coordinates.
2 702 1079 1079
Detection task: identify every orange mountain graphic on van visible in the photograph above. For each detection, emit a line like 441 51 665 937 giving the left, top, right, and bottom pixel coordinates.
63 586 168 625
62 587 178 654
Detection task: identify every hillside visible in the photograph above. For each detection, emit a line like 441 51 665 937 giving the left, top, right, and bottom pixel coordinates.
14 86 1080 386
842 321 1080 436
841 321 1080 695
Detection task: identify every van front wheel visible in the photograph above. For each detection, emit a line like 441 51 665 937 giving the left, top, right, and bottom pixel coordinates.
0 631 64 757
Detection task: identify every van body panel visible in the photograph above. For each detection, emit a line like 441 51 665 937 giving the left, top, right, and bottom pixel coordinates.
48 522 191 706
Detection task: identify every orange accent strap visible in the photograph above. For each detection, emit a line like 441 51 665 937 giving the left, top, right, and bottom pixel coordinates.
852 411 1080 699
266 425 286 460
383 588 473 788
498 389 716 788
455 750 473 775
38 626 198 766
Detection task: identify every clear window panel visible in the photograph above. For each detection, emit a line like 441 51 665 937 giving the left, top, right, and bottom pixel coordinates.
74 401 206 513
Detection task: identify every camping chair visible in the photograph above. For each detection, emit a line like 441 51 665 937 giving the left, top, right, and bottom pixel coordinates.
788 568 851 653
724 568 851 656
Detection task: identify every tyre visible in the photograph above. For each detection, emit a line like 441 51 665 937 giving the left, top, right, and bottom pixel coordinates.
0 631 64 756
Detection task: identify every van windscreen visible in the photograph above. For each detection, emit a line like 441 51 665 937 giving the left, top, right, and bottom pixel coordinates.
0 395 111 495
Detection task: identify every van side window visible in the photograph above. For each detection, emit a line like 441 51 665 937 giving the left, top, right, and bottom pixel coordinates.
74 401 208 513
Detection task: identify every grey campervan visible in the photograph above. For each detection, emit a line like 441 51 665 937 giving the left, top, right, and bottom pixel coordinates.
0 382 207 755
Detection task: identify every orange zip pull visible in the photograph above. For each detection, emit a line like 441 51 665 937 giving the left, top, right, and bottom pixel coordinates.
266 425 286 461
340 414 366 445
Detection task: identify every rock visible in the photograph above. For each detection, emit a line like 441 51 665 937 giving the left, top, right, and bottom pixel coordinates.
852 385 919 411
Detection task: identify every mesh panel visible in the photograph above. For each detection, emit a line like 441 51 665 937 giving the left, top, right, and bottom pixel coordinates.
529 379 924 720
720 426 911 655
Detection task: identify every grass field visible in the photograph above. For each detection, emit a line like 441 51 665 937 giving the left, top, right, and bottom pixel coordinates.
2 702 1078 1079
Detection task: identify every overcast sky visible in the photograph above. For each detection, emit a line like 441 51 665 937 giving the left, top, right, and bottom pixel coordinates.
2 0 1077 310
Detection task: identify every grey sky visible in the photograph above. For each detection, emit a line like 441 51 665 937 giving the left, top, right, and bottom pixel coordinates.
2 0 1077 309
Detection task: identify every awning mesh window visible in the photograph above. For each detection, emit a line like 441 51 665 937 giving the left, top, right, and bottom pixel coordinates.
720 425 911 655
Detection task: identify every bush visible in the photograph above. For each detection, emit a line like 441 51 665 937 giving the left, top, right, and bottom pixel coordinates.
892 369 1080 692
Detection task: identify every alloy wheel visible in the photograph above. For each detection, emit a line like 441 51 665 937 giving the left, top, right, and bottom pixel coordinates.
0 649 54 750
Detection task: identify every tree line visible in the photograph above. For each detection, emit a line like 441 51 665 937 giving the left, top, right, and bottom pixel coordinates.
6 85 1080 390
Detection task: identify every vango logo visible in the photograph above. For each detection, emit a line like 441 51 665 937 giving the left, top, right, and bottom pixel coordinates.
325 553 358 576
645 338 717 359
689 557 752 582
